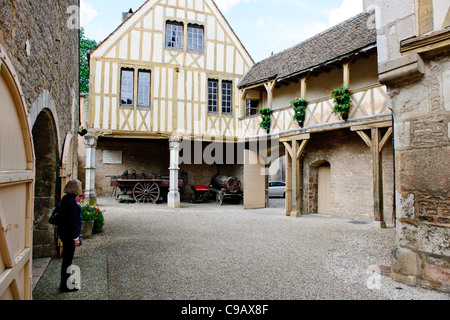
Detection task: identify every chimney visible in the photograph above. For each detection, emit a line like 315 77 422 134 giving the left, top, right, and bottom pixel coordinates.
122 8 133 23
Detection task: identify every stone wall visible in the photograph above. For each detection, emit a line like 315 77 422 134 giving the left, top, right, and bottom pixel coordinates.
389 51 450 292
363 0 450 292
0 0 80 132
0 0 80 258
302 129 394 222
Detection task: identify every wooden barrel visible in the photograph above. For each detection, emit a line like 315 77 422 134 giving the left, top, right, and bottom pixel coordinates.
211 175 241 194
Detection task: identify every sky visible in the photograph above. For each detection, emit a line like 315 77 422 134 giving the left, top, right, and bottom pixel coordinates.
81 0 364 63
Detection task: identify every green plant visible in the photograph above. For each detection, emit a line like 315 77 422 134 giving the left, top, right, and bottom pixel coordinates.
330 86 352 121
81 204 105 230
258 108 272 132
290 98 308 125
80 28 99 94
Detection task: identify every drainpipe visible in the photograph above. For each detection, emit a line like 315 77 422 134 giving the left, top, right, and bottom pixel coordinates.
391 112 397 228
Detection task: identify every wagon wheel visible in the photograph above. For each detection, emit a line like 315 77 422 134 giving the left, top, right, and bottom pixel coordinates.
133 182 160 204
216 192 224 206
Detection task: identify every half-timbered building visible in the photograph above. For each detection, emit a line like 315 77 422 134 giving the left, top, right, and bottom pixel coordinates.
83 0 254 207
85 4 395 226
238 10 395 226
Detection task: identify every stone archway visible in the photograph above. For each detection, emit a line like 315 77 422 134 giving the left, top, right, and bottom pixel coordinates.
32 109 59 258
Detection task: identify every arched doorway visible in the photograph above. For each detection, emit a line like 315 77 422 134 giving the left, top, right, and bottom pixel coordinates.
32 109 59 258
309 160 331 214
0 46 35 300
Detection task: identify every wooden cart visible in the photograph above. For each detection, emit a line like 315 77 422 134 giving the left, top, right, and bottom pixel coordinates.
110 174 184 204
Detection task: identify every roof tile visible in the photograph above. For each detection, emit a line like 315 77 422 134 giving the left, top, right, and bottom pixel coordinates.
238 10 376 88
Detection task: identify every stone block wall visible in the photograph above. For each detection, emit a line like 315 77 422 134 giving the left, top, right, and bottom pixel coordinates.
0 0 80 258
303 129 394 222
363 0 450 293
0 0 79 132
389 52 450 292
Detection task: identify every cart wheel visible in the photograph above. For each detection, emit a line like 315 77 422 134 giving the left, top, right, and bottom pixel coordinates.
133 182 160 204
216 192 223 206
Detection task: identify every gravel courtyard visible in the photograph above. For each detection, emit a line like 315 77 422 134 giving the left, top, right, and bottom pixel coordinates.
35 197 449 300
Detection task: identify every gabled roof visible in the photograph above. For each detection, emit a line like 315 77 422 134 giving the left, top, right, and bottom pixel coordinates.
90 0 254 64
238 10 376 88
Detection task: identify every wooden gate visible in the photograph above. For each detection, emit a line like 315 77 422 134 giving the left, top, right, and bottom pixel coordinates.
0 45 35 300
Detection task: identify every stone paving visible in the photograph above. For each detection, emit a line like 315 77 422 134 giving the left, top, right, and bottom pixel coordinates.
32 197 450 301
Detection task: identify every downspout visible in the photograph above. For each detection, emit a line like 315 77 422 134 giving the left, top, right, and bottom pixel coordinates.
391 112 397 228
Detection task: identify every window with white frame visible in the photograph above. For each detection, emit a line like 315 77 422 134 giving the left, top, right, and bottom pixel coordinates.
187 24 204 51
208 79 218 113
222 81 232 114
120 69 134 106
137 70 151 107
166 21 183 49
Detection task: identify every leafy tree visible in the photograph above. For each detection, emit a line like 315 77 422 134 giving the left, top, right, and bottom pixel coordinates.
80 27 99 94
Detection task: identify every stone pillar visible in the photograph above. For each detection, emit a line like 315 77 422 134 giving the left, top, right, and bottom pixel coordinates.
168 138 181 208
84 135 98 206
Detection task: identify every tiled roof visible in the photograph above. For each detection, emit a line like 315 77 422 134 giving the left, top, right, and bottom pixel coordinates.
238 10 376 88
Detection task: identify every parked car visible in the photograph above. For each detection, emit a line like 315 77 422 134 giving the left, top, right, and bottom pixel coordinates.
268 181 286 198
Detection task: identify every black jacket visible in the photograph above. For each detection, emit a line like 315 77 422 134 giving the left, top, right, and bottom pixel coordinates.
57 194 82 240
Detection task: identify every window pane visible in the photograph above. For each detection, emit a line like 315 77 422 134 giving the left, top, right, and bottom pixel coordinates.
121 69 134 105
208 80 218 113
222 81 232 114
138 71 151 106
246 100 260 116
166 22 183 49
188 25 204 51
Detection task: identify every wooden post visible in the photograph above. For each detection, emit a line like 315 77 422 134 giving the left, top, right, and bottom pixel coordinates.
283 142 293 216
291 140 299 216
343 62 351 87
354 126 392 228
283 136 309 217
300 77 307 100
264 80 276 109
240 89 247 118
372 127 385 227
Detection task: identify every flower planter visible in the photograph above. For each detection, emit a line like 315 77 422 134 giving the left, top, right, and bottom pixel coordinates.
258 108 272 134
81 220 94 239
330 86 352 121
341 111 349 121
294 112 306 128
290 98 308 128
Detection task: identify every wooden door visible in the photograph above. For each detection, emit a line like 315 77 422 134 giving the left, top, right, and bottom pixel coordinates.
0 46 35 300
243 149 266 209
318 166 331 214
